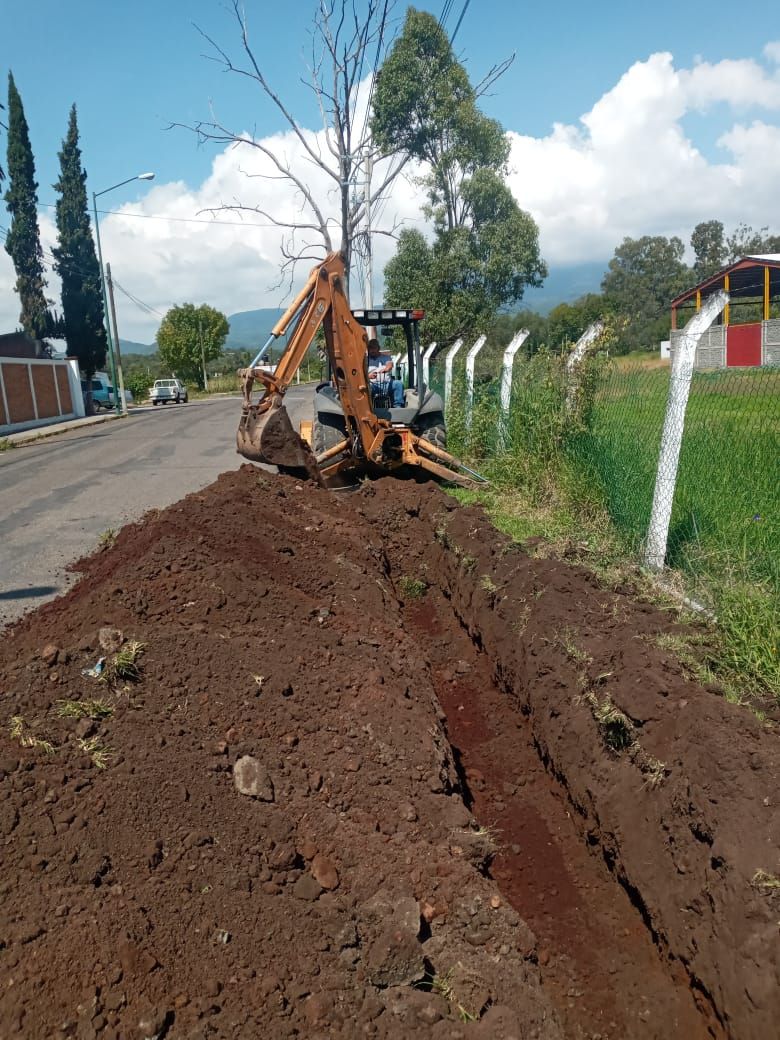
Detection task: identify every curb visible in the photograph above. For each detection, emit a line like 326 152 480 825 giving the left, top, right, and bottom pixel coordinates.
4 412 125 448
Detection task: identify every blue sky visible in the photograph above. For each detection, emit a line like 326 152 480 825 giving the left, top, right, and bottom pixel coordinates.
3 0 778 203
2 1 780 338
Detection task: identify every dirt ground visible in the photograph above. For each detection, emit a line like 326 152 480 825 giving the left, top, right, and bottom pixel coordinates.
0 467 777 1039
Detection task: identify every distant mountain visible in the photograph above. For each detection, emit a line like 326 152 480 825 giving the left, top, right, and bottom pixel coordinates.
119 338 156 356
118 267 606 357
520 261 607 314
225 308 286 350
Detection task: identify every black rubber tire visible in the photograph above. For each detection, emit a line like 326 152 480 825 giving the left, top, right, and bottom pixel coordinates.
416 412 447 450
183 394 188 403
312 414 349 465
152 400 159 406
174 394 180 404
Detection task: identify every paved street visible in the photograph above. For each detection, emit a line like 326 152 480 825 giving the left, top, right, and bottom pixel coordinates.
0 388 313 626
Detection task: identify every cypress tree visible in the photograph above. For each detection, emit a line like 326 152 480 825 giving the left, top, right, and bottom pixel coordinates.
52 104 107 378
4 73 51 339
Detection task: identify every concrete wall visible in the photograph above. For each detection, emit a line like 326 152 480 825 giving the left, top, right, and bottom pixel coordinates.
762 319 780 366
671 320 780 369
0 357 84 435
670 324 726 369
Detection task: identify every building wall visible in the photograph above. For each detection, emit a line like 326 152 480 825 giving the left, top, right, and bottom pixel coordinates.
0 357 83 435
762 319 780 366
671 321 780 369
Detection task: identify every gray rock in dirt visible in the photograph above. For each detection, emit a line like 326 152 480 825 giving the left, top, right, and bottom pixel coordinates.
364 925 425 988
233 756 274 801
293 875 322 901
98 627 125 653
137 1003 169 1039
382 987 445 1024
360 889 420 936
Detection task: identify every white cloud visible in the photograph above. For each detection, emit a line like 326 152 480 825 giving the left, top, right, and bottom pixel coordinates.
1 44 780 341
508 50 780 263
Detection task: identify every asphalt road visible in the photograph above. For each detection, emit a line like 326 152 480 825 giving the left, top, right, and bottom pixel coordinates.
0 387 313 627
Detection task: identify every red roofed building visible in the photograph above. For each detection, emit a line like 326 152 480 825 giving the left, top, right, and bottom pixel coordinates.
673 255 780 370
670 255 780 368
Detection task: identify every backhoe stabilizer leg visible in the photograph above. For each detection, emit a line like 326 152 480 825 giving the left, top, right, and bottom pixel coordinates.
411 435 488 488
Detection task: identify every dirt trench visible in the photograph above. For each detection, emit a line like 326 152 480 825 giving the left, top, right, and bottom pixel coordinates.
0 468 777 1039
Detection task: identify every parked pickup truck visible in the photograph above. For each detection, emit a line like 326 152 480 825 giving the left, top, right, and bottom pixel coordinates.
149 379 188 405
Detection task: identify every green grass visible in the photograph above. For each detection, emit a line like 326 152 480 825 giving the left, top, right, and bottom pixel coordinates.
0 437 14 452
398 575 428 599
444 357 779 699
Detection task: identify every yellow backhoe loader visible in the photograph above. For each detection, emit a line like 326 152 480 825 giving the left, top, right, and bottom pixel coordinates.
236 252 486 488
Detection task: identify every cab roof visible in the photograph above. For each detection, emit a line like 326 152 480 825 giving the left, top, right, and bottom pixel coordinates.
352 308 424 327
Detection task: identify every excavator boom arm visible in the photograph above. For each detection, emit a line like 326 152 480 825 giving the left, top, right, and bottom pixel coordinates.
236 251 486 488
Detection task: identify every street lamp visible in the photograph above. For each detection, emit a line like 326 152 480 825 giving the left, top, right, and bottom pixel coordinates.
92 172 155 415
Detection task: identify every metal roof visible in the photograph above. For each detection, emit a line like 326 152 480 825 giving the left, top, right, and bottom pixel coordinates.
671 255 780 308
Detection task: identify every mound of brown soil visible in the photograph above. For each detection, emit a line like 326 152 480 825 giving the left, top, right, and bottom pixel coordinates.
0 468 776 1040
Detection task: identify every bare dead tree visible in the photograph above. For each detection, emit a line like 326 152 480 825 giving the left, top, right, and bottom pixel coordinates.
175 0 410 293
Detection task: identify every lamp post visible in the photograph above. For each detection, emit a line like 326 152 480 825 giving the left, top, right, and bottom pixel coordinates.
92 172 155 414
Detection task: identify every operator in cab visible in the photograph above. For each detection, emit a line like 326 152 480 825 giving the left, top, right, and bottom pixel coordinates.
366 338 404 407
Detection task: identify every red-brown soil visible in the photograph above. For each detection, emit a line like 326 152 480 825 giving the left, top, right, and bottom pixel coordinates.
0 468 777 1040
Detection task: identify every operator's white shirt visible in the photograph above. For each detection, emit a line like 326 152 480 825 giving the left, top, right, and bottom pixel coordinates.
368 352 392 380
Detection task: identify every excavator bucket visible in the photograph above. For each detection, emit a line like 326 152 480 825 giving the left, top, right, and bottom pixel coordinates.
237 391 324 483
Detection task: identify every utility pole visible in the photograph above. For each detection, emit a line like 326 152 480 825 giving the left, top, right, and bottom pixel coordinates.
199 317 208 392
364 154 373 308
105 263 127 415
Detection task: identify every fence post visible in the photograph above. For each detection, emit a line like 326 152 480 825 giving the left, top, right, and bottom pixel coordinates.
422 342 437 386
499 329 529 445
565 321 604 411
444 337 464 413
465 334 487 429
644 291 728 570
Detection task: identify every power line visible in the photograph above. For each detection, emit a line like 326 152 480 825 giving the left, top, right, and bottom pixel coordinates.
439 0 456 27
37 201 281 231
0 223 168 322
450 0 472 44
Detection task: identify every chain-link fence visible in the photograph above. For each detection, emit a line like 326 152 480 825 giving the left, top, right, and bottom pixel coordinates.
430 344 779 693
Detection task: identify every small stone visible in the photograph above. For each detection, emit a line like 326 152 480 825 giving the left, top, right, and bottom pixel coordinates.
309 771 323 791
311 853 339 890
137 1004 167 1038
303 992 332 1027
398 802 417 822
300 839 318 861
41 644 60 667
233 756 274 801
365 926 424 988
98 627 124 653
345 757 361 772
204 979 222 998
538 948 551 966
293 875 322 901
490 895 501 909
75 718 97 740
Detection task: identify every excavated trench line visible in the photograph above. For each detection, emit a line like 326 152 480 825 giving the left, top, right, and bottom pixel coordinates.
369 483 779 1040
395 584 717 1040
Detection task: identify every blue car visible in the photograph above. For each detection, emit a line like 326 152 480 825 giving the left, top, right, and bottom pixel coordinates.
81 378 114 410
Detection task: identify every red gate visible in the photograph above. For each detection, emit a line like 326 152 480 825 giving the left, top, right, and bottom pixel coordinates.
726 323 761 367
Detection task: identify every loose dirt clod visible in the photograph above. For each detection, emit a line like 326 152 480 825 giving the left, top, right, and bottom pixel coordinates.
0 467 776 1040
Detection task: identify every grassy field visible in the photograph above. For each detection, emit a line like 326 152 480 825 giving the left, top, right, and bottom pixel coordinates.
443 357 780 698
571 366 779 586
